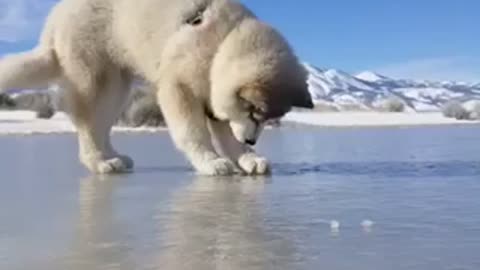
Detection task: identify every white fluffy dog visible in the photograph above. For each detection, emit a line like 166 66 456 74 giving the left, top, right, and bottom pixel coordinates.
0 0 313 175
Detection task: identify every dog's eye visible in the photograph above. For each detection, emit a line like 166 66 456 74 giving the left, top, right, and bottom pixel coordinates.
249 111 263 124
187 14 202 26
185 9 205 26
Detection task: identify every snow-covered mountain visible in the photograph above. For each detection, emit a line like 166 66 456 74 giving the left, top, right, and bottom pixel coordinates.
4 62 480 114
304 63 480 112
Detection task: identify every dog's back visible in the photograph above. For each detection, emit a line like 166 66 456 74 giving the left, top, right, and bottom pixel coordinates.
0 0 264 92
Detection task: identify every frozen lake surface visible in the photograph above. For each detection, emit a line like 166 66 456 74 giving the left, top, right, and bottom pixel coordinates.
1 125 480 270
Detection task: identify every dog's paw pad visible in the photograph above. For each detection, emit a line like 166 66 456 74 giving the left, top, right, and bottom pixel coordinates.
238 153 271 175
196 158 237 176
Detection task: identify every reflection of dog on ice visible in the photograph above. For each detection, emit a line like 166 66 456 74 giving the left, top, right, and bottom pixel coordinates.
0 0 313 175
153 176 299 270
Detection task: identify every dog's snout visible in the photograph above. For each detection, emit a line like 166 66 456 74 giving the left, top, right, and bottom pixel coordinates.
245 139 257 146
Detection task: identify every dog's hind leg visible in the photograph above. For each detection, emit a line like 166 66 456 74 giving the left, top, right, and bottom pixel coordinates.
61 69 133 174
98 70 134 167
208 120 271 175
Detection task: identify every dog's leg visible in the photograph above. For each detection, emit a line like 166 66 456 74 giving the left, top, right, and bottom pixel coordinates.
62 70 133 174
157 82 238 176
208 120 271 175
98 70 134 168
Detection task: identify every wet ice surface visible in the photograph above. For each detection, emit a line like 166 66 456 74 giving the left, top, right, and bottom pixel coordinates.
1 125 480 270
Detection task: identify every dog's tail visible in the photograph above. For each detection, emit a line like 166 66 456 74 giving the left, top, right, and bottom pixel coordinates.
0 47 59 93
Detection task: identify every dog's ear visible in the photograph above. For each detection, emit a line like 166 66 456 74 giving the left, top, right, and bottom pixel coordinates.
285 65 314 109
290 82 314 109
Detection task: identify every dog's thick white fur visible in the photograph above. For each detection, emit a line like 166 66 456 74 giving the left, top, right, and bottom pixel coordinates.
0 0 313 176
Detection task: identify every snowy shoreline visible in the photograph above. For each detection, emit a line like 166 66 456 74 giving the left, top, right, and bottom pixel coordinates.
0 111 163 135
0 110 478 136
282 111 480 128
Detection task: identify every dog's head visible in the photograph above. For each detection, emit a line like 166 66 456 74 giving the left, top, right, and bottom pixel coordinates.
209 18 313 145
161 1 313 145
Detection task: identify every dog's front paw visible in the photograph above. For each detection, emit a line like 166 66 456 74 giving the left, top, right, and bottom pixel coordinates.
238 153 271 175
195 157 238 176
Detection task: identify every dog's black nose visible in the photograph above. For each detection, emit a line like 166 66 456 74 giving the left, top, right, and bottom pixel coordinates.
245 139 256 146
